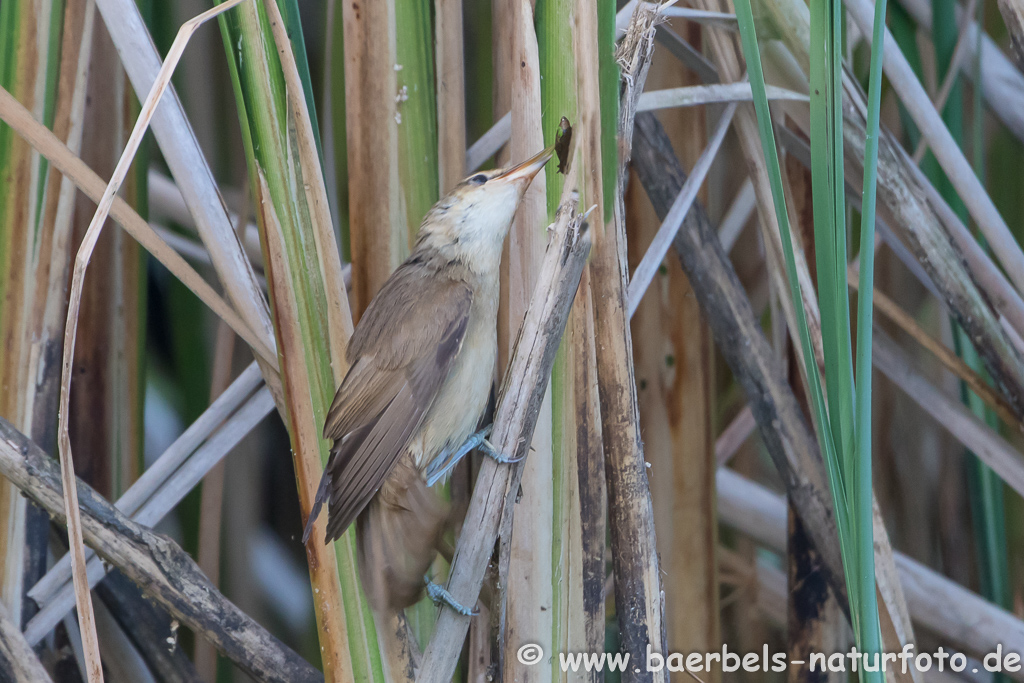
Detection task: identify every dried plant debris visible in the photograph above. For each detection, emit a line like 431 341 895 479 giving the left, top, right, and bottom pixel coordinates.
555 116 573 174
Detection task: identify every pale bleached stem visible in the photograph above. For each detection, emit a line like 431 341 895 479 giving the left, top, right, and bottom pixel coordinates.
637 83 807 111
465 111 511 173
714 405 757 466
873 329 1024 497
148 170 264 265
717 178 756 253
627 102 737 318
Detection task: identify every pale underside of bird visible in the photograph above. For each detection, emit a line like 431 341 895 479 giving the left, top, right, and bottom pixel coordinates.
302 146 554 614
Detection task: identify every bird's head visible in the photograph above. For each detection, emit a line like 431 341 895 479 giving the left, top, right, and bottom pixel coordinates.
415 145 555 273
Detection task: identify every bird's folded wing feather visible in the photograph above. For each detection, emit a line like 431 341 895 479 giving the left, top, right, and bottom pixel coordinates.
316 265 473 542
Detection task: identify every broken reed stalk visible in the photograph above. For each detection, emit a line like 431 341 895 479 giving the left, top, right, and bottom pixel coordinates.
0 603 51 682
0 416 322 683
596 5 667 674
497 2 555 677
54 3 247 678
571 273 608 672
417 193 592 683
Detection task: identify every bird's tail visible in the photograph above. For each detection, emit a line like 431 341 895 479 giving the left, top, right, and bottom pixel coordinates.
356 458 447 612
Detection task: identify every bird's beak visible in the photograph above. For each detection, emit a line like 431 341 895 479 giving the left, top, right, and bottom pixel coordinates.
495 144 555 184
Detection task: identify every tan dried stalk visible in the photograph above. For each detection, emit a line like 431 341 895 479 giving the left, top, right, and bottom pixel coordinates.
435 0 467 192
597 4 667 671
0 0 96 629
341 0 403 317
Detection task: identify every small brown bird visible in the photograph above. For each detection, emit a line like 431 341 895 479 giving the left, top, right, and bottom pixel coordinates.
303 145 554 614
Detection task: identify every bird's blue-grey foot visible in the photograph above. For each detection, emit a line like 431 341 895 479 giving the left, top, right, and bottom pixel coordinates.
424 425 523 486
425 576 478 616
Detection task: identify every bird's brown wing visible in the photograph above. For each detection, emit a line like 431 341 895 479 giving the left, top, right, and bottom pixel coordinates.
303 264 472 544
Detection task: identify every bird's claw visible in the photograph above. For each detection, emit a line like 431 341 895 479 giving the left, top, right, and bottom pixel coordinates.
479 437 523 465
425 576 478 616
424 425 520 486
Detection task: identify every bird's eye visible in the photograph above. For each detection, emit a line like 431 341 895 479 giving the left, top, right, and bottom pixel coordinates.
469 174 488 185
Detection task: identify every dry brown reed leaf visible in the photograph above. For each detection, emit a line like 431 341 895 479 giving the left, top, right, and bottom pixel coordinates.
54 2 249 679
848 269 1021 429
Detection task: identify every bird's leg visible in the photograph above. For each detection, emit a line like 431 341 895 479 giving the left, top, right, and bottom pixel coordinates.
425 576 478 616
425 425 522 486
